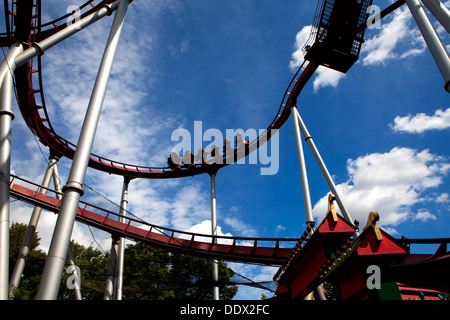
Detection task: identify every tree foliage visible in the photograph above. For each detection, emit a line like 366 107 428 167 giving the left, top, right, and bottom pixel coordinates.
122 242 238 300
9 223 46 300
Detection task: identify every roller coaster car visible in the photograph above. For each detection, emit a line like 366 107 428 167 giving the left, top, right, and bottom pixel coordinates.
168 153 182 171
182 150 196 169
194 148 209 166
304 0 373 73
223 139 233 158
235 133 249 149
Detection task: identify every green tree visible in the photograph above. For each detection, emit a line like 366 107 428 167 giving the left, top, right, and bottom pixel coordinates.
122 242 238 300
9 222 46 299
168 250 238 300
57 240 110 300
9 223 238 300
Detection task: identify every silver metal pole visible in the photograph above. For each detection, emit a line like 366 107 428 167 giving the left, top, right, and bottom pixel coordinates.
51 156 63 200
104 179 129 301
291 106 314 224
210 172 219 300
0 42 24 300
405 0 450 92
421 0 450 34
9 155 58 292
104 236 119 300
14 0 123 68
51 159 82 300
115 178 129 300
66 245 82 300
36 0 130 300
292 108 355 227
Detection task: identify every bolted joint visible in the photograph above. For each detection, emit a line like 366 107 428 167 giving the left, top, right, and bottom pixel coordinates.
0 110 15 120
103 4 114 16
62 181 85 196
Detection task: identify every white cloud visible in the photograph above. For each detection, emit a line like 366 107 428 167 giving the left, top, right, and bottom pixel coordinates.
361 6 426 66
169 38 190 57
390 107 450 133
224 216 258 238
436 193 449 203
312 147 449 228
413 210 437 222
183 220 234 245
312 66 346 92
289 6 428 92
289 25 313 71
289 26 346 91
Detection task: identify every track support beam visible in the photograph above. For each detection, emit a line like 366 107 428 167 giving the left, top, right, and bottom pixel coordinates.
0 42 24 300
291 106 314 225
116 177 130 300
291 107 356 230
9 154 59 293
405 0 450 92
210 170 220 300
421 0 450 34
36 0 130 300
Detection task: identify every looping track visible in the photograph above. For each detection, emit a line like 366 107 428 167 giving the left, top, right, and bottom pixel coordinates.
2 0 318 180
2 0 317 265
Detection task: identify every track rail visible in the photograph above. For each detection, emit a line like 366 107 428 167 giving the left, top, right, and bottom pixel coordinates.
10 174 299 265
6 0 318 179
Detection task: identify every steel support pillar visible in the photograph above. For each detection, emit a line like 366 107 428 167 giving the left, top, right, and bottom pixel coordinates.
51 161 82 301
421 0 450 34
36 0 130 300
14 0 124 68
115 178 129 300
291 106 314 225
210 171 220 300
9 154 59 292
104 177 129 300
405 0 450 92
104 236 119 300
291 107 356 229
0 42 24 300
66 245 82 300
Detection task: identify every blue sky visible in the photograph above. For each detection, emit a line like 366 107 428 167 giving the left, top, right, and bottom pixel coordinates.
3 0 450 299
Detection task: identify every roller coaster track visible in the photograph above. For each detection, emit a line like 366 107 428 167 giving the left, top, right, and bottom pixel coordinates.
10 174 299 265
2 0 315 265
2 0 318 180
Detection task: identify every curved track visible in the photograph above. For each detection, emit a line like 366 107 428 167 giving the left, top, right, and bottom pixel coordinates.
10 174 298 265
3 0 318 180
3 0 316 265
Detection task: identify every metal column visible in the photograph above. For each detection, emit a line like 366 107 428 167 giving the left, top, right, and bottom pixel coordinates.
104 178 129 300
116 178 129 300
405 0 450 92
291 106 314 225
14 1 124 68
51 162 82 301
291 107 355 228
0 42 24 300
104 236 119 300
9 155 59 292
420 0 450 34
36 0 130 300
210 171 220 300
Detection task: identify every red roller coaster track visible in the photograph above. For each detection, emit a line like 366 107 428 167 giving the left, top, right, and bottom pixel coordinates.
2 0 317 180
10 174 298 265
1 0 316 267
4 1 450 301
